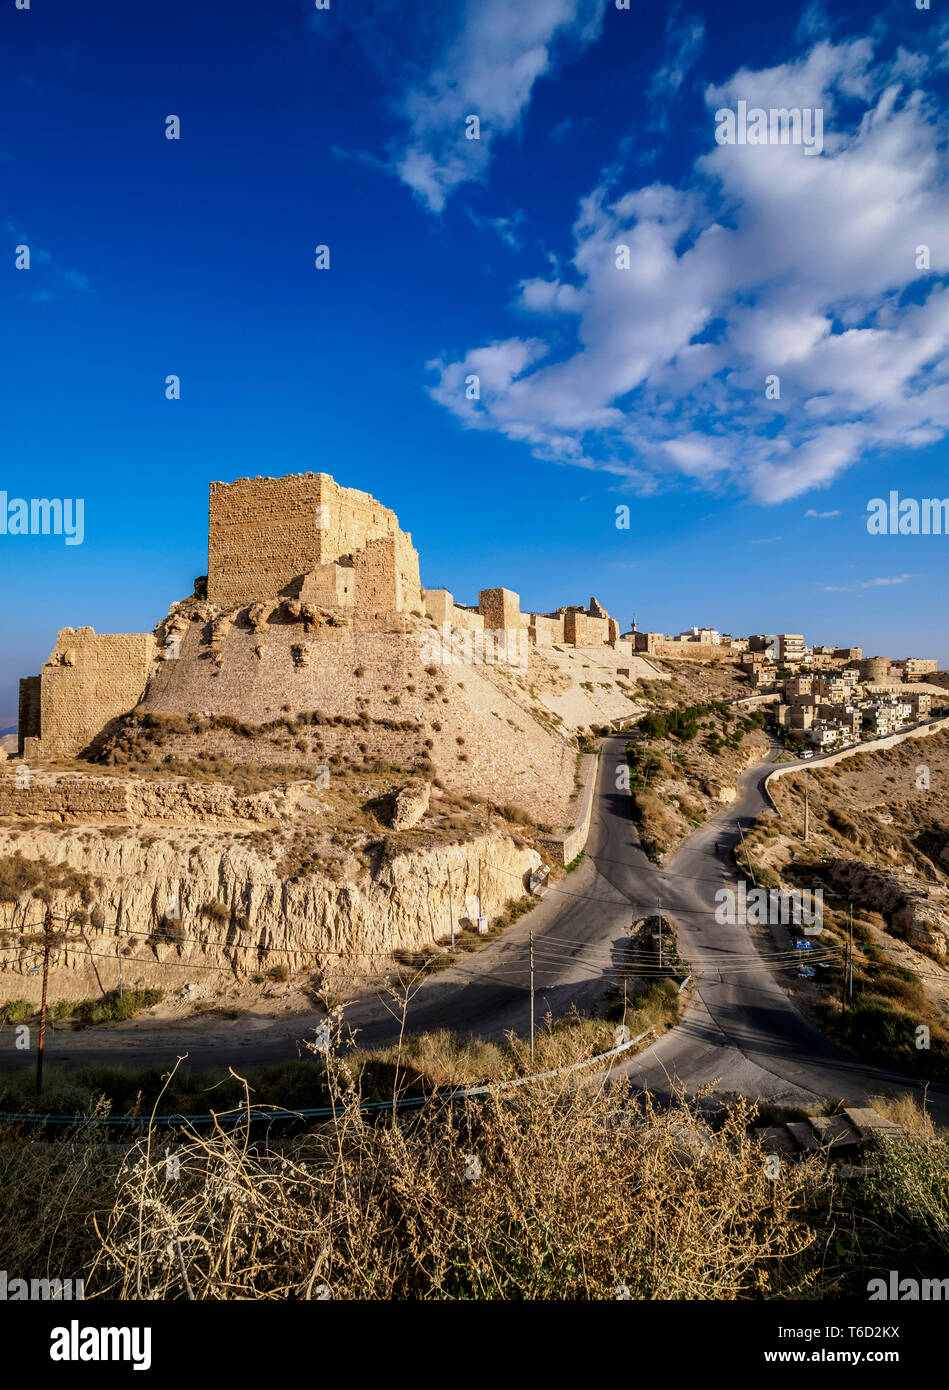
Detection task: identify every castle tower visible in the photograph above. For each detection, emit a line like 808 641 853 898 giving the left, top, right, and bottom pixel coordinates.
207 472 421 611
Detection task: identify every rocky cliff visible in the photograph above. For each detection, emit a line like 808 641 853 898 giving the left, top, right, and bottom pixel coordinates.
0 820 539 1005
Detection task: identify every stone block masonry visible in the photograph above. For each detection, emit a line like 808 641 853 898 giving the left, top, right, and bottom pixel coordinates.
528 613 565 646
564 611 611 648
479 587 521 633
19 628 156 761
16 471 626 770
207 472 421 611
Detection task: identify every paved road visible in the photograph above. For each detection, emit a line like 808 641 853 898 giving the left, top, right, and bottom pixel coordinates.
618 740 949 1121
5 734 948 1122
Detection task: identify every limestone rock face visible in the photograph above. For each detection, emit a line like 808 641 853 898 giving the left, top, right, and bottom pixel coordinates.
0 822 537 998
391 781 431 831
702 779 737 805
828 859 948 957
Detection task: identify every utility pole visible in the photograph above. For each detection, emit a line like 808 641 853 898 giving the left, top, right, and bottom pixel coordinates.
658 897 663 972
804 789 809 844
118 943 124 1000
736 820 756 886
36 904 52 1095
478 860 483 922
848 901 854 1005
529 928 535 1065
447 867 455 951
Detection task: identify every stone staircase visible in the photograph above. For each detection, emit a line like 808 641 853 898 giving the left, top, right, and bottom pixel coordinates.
753 1106 902 1167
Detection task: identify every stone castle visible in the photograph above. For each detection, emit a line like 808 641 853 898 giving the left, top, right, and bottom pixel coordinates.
18 472 625 762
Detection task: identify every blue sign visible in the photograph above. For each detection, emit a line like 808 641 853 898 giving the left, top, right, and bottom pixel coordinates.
794 939 813 951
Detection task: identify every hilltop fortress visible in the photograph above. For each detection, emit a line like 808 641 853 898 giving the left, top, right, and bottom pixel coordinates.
16 475 634 818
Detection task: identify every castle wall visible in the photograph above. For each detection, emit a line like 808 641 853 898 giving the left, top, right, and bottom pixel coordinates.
298 563 354 608
528 614 565 646
564 612 610 647
422 590 485 633
423 589 454 625
22 628 156 762
632 632 736 661
392 529 423 614
353 535 402 611
479 588 521 632
451 606 485 633
17 676 41 754
119 616 575 824
207 473 417 608
657 641 735 661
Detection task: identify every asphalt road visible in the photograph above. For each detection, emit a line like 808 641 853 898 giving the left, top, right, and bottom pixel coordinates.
5 733 948 1122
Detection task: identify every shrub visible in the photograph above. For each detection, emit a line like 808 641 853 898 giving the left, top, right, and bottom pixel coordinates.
0 1000 32 1025
74 989 164 1027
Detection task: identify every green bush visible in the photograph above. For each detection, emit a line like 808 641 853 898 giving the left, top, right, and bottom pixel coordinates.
74 989 164 1027
0 1000 32 1025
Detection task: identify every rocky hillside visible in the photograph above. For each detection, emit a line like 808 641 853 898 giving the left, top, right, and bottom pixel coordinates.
742 732 949 1078
62 597 668 830
0 763 541 1009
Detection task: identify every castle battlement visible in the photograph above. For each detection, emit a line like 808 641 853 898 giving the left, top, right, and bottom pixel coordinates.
18 472 626 760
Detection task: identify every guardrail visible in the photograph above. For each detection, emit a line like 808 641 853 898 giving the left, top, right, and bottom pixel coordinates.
0 1028 656 1128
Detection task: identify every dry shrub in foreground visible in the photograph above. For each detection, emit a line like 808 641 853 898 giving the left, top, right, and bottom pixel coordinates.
89 1071 829 1300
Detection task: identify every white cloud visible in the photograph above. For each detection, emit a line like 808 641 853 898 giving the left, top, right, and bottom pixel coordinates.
468 208 528 249
805 508 841 517
821 572 912 592
646 5 706 130
395 0 608 212
428 31 949 503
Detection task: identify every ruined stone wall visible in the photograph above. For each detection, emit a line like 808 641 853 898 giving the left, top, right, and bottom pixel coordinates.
450 606 485 633
423 589 454 625
528 614 565 646
657 640 736 661
21 628 156 762
17 676 40 752
564 612 610 647
207 473 417 608
479 588 521 632
353 535 402 611
0 769 307 826
299 563 354 609
393 529 423 614
421 589 485 634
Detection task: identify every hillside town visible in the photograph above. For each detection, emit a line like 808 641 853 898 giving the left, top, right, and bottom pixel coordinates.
628 624 944 753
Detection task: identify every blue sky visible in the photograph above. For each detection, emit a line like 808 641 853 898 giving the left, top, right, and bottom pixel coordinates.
2 0 948 722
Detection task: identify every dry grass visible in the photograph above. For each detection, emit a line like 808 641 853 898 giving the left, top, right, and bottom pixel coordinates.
2 1054 946 1300
74 1070 827 1300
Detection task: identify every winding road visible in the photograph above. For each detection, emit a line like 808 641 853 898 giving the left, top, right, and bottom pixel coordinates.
6 734 949 1122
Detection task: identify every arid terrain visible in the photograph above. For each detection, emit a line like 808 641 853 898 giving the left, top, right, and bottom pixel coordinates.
743 732 949 1077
